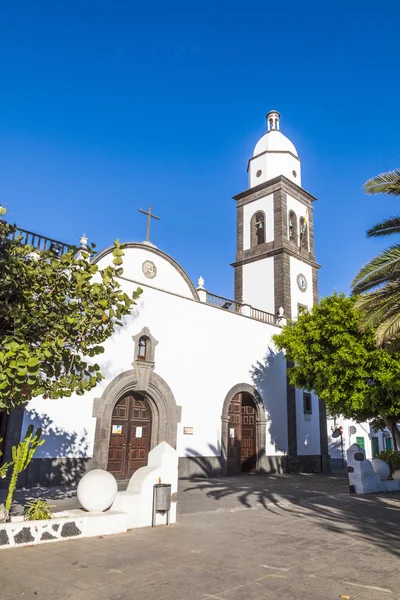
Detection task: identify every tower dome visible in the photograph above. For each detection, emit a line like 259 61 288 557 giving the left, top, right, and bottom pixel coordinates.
248 111 301 188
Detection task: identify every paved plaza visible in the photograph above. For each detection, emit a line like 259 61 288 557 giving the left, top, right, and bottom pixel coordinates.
1 473 400 600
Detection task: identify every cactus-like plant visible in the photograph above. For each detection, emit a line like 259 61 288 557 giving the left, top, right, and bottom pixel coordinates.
0 438 11 480
5 425 44 517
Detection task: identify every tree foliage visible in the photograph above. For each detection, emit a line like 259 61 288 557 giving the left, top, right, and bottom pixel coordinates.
0 210 142 411
273 294 400 449
352 169 400 345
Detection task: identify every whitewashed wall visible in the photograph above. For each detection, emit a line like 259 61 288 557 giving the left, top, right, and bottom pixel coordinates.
242 257 275 314
289 256 313 318
296 391 321 456
22 245 323 465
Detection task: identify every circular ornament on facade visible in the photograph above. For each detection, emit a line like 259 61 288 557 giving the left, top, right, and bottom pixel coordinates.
256 170 262 178
297 273 307 292
292 170 297 178
142 260 157 279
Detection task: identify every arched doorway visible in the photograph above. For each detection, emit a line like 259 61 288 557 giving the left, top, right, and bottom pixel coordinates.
107 392 152 480
227 392 258 474
221 383 267 476
92 369 181 474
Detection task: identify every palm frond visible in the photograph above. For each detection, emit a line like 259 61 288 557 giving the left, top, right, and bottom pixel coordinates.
364 169 400 197
356 287 400 331
351 244 400 294
375 312 400 346
367 216 400 238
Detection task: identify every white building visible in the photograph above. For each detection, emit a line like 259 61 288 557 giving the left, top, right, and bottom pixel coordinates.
327 416 394 469
3 111 330 486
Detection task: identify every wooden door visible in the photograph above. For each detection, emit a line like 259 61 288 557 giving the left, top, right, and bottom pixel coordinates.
126 396 151 478
227 393 257 474
227 393 241 474
241 395 257 472
107 393 152 480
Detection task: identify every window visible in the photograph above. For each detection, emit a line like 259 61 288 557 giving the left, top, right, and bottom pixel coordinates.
288 210 297 243
297 303 308 315
137 336 148 360
299 216 308 250
303 392 312 415
371 437 379 458
356 436 365 450
385 437 393 451
250 211 266 247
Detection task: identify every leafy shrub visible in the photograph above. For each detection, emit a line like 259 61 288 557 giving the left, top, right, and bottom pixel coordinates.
24 499 55 521
376 450 400 475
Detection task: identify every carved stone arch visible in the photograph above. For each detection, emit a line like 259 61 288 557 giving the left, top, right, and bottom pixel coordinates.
221 383 267 475
92 368 181 471
251 210 266 247
132 326 158 363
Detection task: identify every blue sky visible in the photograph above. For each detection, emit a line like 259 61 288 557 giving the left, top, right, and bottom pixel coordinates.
1 1 400 301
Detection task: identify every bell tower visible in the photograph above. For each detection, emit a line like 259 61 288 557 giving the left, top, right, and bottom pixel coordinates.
232 111 319 320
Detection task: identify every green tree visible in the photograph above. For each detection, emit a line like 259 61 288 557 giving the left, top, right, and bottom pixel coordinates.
273 294 400 450
352 169 400 345
0 209 142 411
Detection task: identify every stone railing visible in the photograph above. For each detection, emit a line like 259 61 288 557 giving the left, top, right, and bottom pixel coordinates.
197 288 283 326
206 292 242 314
1 220 74 256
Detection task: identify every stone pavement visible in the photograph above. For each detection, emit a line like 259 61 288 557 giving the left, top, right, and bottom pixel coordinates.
1 473 400 600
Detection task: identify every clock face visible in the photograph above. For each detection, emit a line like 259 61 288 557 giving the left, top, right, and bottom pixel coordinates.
297 274 307 292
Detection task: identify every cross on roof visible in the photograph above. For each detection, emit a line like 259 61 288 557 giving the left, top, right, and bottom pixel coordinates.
138 205 160 243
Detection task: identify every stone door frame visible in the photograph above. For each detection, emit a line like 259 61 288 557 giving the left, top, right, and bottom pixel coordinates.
221 383 267 476
92 368 181 472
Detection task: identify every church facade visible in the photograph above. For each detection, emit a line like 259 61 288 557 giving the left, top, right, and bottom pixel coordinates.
6 111 330 486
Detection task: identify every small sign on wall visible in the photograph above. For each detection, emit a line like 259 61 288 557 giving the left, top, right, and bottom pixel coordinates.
229 428 235 439
183 427 193 435
112 425 123 435
136 426 143 438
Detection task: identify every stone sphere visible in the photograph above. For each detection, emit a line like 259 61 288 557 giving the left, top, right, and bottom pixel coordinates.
371 459 390 481
77 469 118 512
392 469 400 480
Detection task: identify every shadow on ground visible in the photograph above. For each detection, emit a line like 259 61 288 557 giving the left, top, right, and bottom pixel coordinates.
179 473 400 558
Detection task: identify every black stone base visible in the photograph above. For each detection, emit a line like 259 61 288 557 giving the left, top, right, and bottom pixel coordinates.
0 457 92 489
178 456 223 479
178 454 288 479
296 454 329 473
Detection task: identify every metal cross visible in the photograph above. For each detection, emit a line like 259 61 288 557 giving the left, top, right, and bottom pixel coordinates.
138 205 160 242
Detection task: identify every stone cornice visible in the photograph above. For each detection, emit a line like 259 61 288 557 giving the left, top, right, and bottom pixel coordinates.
233 175 317 206
231 246 321 270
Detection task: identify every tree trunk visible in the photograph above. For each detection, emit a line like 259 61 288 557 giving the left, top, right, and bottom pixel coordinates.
385 418 400 452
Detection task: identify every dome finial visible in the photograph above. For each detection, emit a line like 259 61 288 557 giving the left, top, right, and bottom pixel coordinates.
266 110 280 132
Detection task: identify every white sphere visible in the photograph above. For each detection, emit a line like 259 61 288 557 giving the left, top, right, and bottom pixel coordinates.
392 469 400 480
77 469 118 512
371 459 390 481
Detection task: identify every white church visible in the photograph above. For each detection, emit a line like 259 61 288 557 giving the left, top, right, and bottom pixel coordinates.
2 111 332 486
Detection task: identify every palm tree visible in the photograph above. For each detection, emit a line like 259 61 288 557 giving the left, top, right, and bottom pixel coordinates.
352 169 400 346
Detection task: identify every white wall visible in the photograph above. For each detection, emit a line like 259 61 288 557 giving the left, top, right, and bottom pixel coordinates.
23 272 296 461
97 246 195 299
243 194 274 250
242 257 275 314
248 153 301 188
296 391 321 455
289 256 313 318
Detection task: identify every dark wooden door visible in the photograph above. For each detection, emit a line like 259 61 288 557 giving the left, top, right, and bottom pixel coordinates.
107 393 152 480
241 395 257 472
227 393 257 474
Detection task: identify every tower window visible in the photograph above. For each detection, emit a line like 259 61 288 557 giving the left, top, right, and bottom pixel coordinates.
288 210 298 243
299 216 308 250
137 336 148 360
256 170 262 178
251 211 265 247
